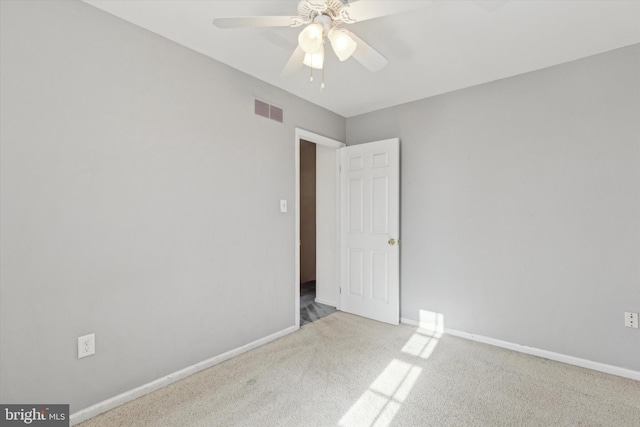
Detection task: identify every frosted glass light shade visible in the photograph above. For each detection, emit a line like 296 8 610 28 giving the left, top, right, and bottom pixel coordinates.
298 23 324 54
303 45 324 69
328 28 357 61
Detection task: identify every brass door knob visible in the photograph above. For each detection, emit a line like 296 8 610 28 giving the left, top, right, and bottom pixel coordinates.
388 238 396 246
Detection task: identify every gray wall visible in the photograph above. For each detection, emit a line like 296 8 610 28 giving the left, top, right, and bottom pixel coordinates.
347 44 640 371
2 0 638 414
0 0 344 412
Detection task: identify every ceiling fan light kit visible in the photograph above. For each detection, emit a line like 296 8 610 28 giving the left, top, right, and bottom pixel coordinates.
328 27 357 61
298 22 325 53
212 0 410 89
303 44 325 70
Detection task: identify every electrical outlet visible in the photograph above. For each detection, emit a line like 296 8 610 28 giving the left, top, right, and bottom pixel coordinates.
624 312 638 329
78 333 95 358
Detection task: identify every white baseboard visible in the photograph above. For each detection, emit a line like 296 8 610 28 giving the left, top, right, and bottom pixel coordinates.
400 317 442 331
69 325 299 425
400 318 419 327
315 298 337 307
400 318 640 382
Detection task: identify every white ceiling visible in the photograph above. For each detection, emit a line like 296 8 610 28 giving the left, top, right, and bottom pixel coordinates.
83 0 640 118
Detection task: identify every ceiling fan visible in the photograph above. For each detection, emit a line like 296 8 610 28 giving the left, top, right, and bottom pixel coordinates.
213 0 429 88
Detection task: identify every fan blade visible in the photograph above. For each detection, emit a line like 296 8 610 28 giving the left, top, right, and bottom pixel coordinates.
349 33 388 72
281 46 305 77
343 1 431 23
213 16 299 29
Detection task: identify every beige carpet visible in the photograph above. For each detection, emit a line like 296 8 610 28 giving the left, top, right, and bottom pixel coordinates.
79 312 640 427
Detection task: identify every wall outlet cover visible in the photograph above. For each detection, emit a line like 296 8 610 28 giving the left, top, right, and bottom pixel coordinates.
624 312 638 329
78 333 96 358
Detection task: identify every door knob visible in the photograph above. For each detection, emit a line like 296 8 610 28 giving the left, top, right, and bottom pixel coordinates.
388 238 396 246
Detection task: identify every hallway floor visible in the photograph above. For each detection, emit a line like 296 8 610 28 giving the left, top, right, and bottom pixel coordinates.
300 280 336 326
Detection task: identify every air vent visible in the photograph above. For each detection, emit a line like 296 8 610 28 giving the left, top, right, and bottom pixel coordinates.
255 99 269 119
254 99 284 124
269 105 283 123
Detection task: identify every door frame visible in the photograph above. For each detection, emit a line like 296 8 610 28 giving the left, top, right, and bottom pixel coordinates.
294 128 345 328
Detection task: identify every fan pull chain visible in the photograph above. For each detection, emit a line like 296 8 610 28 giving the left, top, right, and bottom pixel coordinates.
310 65 314 82
321 66 325 91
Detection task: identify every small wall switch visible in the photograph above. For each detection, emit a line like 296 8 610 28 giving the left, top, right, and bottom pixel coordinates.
78 333 95 358
624 312 638 329
280 199 287 213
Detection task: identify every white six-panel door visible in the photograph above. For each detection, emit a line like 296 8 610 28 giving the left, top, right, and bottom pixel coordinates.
339 138 399 325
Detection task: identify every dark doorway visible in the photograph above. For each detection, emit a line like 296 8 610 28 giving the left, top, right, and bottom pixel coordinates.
299 140 336 326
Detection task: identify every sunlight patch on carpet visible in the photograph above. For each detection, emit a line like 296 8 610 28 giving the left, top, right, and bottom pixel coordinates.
338 359 423 427
402 329 442 359
339 311 445 426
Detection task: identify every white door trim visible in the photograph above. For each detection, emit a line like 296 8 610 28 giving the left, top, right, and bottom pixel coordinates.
294 128 345 328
